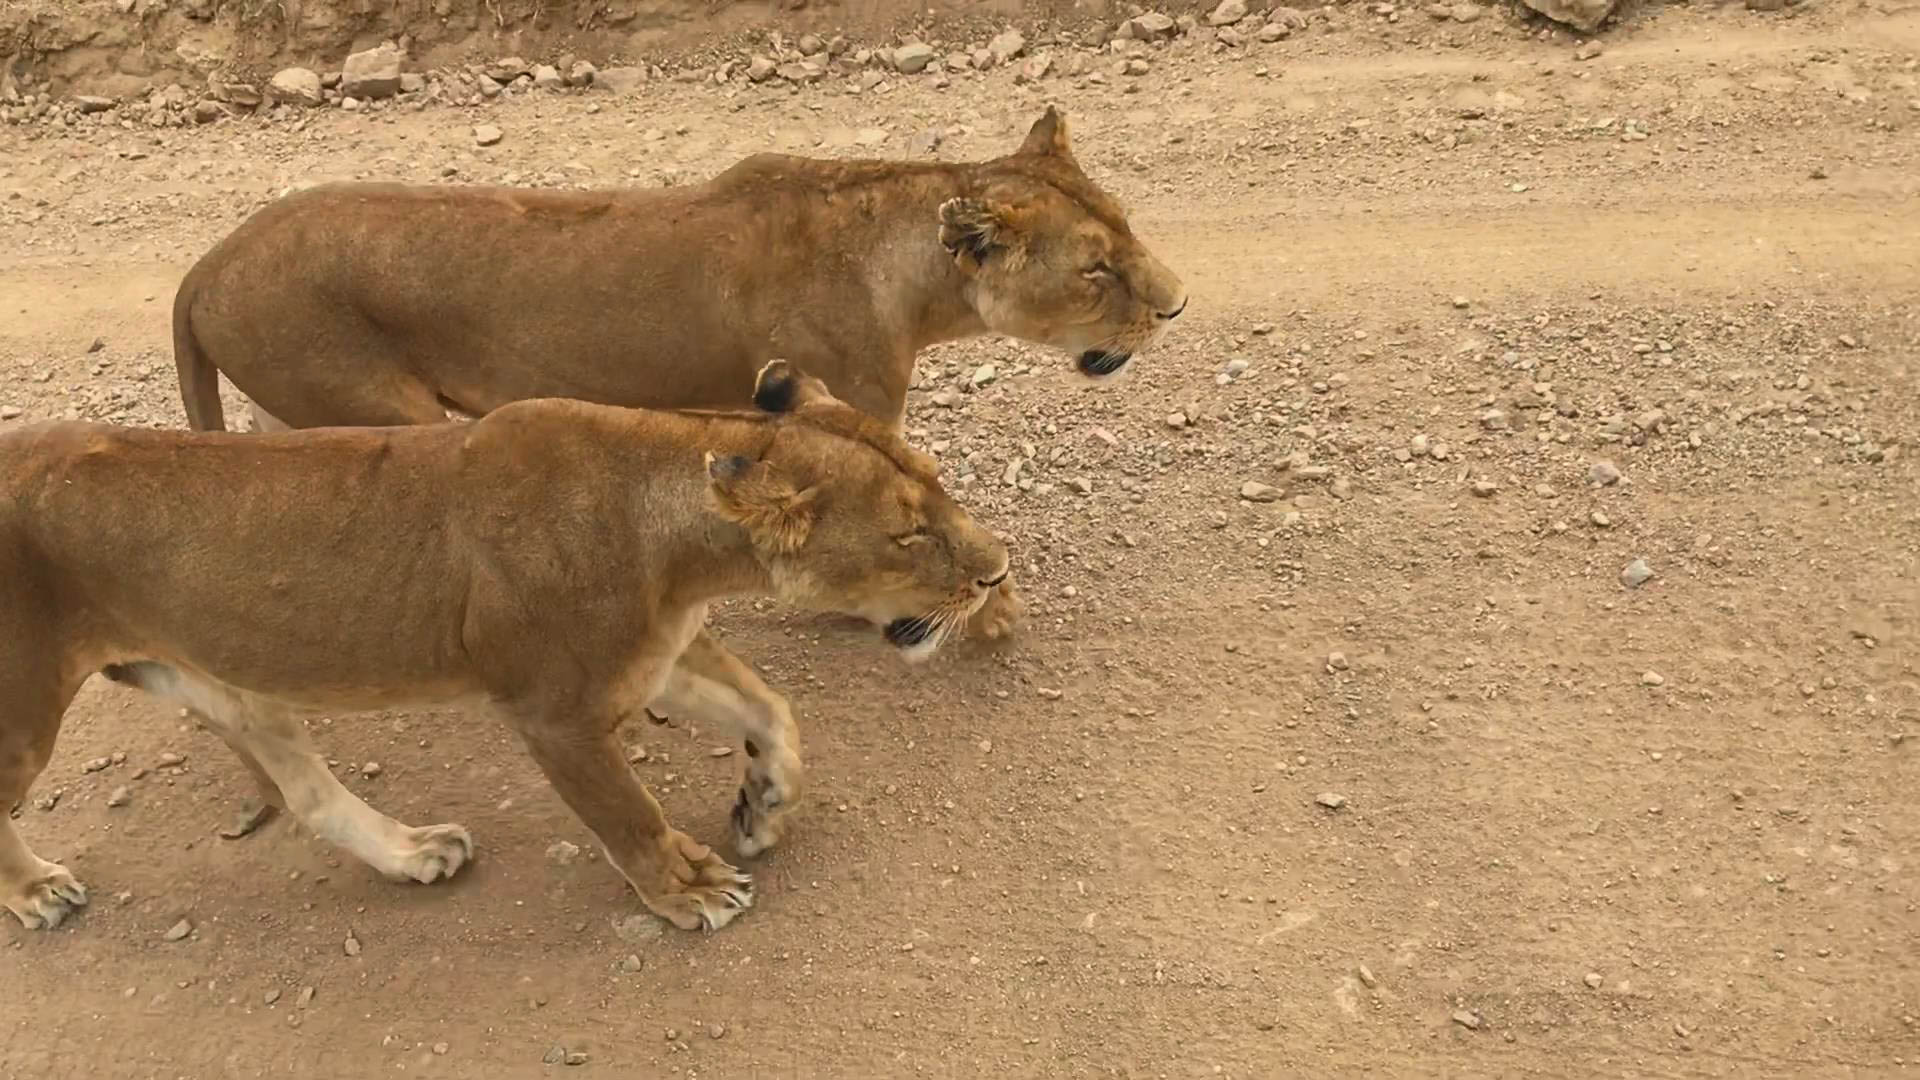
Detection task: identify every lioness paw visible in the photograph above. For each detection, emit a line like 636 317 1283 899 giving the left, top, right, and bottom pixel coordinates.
388 823 474 884
640 831 754 932
4 862 89 931
967 577 1024 642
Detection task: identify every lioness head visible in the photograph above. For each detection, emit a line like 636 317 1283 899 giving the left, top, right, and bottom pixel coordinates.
705 361 1010 662
938 106 1188 380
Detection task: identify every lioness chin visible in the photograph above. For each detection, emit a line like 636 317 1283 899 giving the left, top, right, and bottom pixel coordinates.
0 361 1007 935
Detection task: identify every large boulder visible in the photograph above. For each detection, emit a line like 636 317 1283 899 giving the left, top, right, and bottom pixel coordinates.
1520 0 1618 32
268 67 323 107
340 44 403 100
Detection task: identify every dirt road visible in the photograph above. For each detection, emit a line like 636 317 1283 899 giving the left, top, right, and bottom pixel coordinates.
3 5 1918 1077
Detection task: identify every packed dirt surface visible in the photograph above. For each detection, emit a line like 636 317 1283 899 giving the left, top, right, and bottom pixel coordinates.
5 2 1920 1077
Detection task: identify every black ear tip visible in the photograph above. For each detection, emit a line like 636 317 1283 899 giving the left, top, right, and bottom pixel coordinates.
752 361 798 414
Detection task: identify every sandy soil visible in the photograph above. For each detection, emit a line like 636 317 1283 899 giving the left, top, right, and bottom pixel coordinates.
3 3 1919 1077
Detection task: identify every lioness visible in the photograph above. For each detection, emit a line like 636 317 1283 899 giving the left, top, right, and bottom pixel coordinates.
0 361 1008 934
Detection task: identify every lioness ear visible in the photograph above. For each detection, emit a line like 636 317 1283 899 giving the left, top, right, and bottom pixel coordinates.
939 197 1010 263
705 451 817 553
752 359 835 414
1018 106 1073 159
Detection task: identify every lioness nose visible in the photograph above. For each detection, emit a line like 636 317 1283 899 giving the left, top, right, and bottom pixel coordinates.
1157 297 1188 321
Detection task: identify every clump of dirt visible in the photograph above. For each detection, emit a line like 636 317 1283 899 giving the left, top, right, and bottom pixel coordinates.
1 0 1158 97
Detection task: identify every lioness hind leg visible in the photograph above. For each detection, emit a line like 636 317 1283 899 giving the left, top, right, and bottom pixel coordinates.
502 701 751 932
112 662 471 885
0 666 88 930
649 630 803 859
245 401 292 433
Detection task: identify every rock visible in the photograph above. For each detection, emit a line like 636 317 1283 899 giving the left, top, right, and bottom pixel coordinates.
1257 23 1289 41
777 62 824 84
156 752 184 767
219 801 276 839
1522 0 1618 32
107 786 131 808
1315 792 1347 810
82 756 111 773
265 988 282 1005
1452 1009 1483 1030
341 44 404 100
619 954 644 973
909 127 944 155
268 68 323 107
1128 13 1179 39
595 66 646 95
709 1023 727 1040
615 913 664 944
568 61 598 87
73 95 115 114
547 839 582 865
1358 965 1378 988
433 1043 449 1056
1588 461 1621 486
1209 0 1250 25
1326 651 1350 672
1165 411 1189 429
1240 481 1281 503
1470 480 1500 497
296 986 316 1007
894 44 936 74
988 30 1027 65
164 918 193 942
565 1051 589 1066
797 33 826 55
1016 54 1053 84
343 930 361 957
1620 558 1654 589
543 1046 568 1066
970 364 998 388
1124 58 1152 77
360 761 381 778
532 65 564 89
473 124 504 147
1583 972 1604 989
1641 671 1665 687
746 56 777 82
1573 41 1605 62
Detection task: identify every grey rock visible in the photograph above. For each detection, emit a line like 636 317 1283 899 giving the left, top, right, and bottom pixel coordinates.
894 43 936 74
1620 558 1654 589
567 61 598 87
1240 481 1280 503
594 66 646 95
341 44 404 100
531 64 564 89
1209 0 1250 25
1522 0 1618 32
268 68 323 107
163 918 192 942
472 124 503 147
988 29 1027 65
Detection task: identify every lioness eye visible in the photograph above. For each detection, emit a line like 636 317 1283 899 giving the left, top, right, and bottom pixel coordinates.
1084 262 1113 279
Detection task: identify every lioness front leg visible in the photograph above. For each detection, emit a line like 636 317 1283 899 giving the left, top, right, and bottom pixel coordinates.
650 629 803 858
505 706 751 932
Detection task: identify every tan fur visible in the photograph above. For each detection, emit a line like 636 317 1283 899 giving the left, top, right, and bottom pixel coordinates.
0 362 1008 934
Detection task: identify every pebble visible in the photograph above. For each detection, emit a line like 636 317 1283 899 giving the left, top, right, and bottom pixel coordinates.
82 756 112 773
1620 558 1654 589
1165 411 1189 429
1452 1009 1483 1030
156 752 184 767
1240 481 1281 503
1470 480 1499 497
547 840 582 866
473 124 504 147
107 785 131 808
1357 965 1378 989
1326 651 1350 672
971 363 998 388
1451 295 1471 309
893 43 936 74
344 931 361 957
1225 358 1250 378
1584 972 1604 989
433 1043 450 1056
0 406 21 421
265 988 282 1005
1590 510 1612 528
1588 461 1622 486
297 986 316 1007
164 918 193 942
709 1022 727 1040
620 954 644 973
1315 792 1347 810
1641 671 1666 687
361 761 381 778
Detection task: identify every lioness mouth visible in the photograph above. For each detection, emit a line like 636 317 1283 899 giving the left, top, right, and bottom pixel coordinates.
1077 350 1132 377
884 616 936 649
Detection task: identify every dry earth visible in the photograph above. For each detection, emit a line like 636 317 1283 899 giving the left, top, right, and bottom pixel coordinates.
4 2 1920 1077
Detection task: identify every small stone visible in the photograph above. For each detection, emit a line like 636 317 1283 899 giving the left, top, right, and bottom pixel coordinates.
1017 55 1054 83
565 1051 589 1066
1316 792 1347 810
893 44 936 74
1573 41 1604 62
543 1046 568 1066
971 364 998 388
1452 1009 1483 1030
219 801 276 840
360 761 381 778
708 1022 727 1040
107 786 131 808
532 64 564 90
1470 480 1500 498
265 988 282 1005
1124 58 1151 77
744 57 776 82
568 61 598 87
1326 651 1350 672
1590 510 1612 528
473 124 503 147
82 756 111 773
1451 295 1471 309
1225 358 1250 378
164 918 192 942
73 95 116 114
620 954 644 973
616 913 664 945
1620 558 1654 589
156 752 184 767
344 931 361 957
931 390 962 409
1240 481 1281 503
547 840 582 865
594 66 646 95
0 406 21 421
1128 12 1179 38
296 986 316 1007
1588 461 1621 486
433 1043 449 1056
1165 411 1189 429
1641 671 1666 687
1584 972 1604 989
1357 965 1378 988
